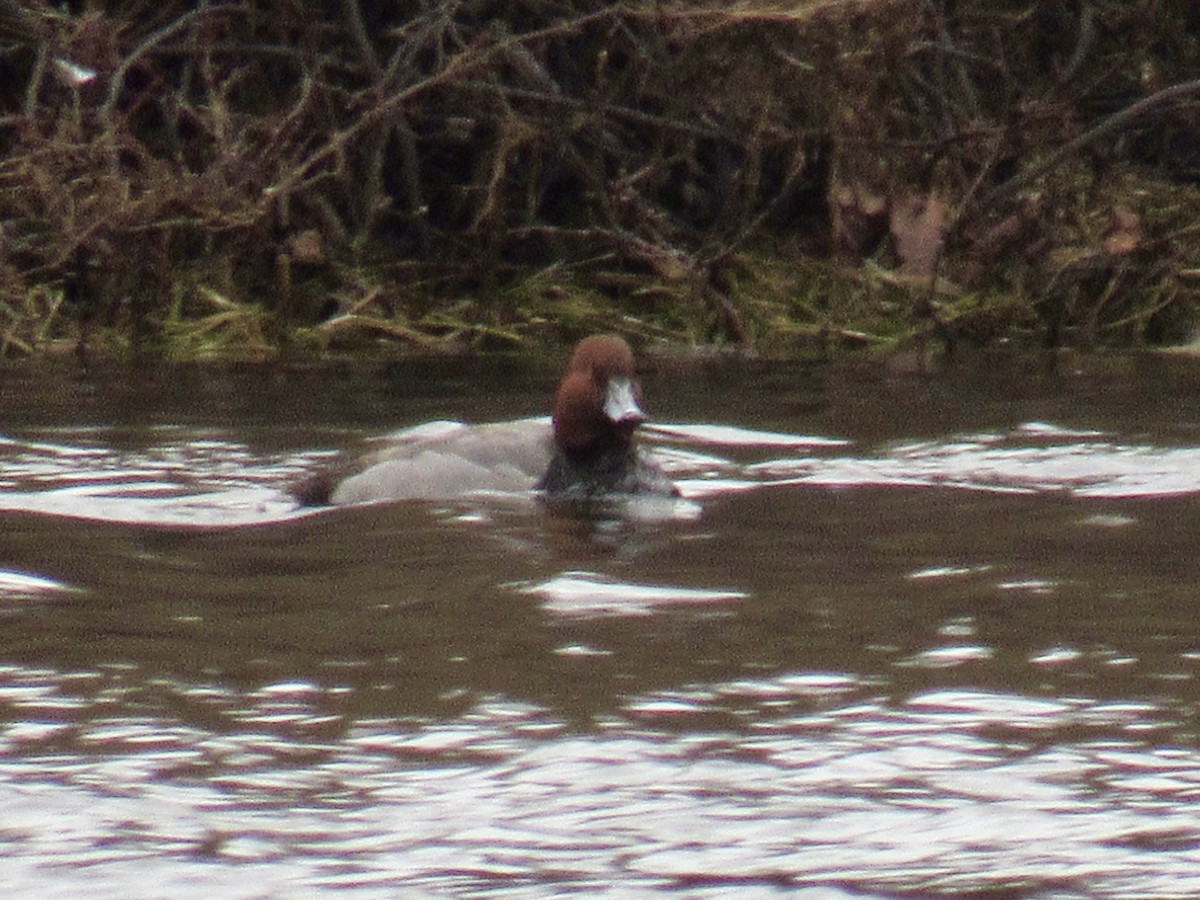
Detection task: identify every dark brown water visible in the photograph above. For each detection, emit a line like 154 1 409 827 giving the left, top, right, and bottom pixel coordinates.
3 353 1200 897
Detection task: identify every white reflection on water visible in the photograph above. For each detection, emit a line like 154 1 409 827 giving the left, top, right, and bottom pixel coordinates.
1 418 1200 527
654 419 1200 501
0 428 326 526
4 419 1200 895
756 432 1200 498
0 484 302 527
519 572 747 618
0 569 80 600
0 672 1199 897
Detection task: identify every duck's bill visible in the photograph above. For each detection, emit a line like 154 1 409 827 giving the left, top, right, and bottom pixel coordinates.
603 376 646 425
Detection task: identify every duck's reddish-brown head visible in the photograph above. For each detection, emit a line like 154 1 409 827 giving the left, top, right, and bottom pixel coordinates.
551 335 647 455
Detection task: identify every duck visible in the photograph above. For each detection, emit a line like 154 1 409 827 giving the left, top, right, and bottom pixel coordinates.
294 335 676 505
537 334 676 500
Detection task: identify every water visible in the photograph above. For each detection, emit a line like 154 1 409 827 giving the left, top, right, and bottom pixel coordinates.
2 352 1200 897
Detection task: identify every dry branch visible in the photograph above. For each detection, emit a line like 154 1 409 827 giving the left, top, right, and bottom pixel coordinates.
0 0 1194 357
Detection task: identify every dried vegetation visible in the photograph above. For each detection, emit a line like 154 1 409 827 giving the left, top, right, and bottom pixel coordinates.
0 0 1198 358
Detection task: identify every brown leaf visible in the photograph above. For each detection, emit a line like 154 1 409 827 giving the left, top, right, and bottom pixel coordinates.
830 181 888 259
890 193 950 278
1103 207 1142 256
287 229 325 264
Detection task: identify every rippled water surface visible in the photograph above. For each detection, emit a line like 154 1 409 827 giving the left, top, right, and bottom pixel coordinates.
4 353 1200 897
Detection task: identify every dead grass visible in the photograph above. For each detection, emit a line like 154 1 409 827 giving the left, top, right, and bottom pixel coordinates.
0 0 1195 359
